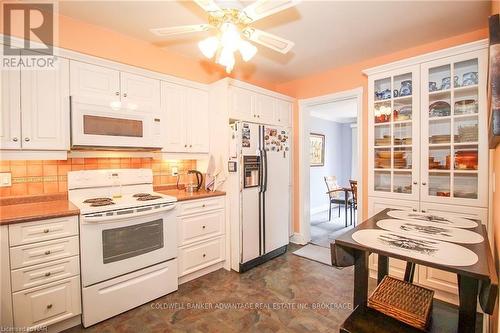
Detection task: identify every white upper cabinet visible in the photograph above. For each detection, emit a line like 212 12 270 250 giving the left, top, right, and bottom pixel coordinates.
230 87 254 121
120 72 160 113
187 88 209 153
254 94 274 124
274 99 292 127
1 55 69 151
70 61 120 104
162 82 209 153
21 58 70 150
0 52 22 149
162 82 187 152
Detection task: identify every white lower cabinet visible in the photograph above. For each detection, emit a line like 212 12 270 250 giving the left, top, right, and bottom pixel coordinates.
4 216 81 330
367 196 487 304
177 197 226 282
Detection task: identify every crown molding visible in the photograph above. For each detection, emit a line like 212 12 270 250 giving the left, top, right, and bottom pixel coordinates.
362 39 488 76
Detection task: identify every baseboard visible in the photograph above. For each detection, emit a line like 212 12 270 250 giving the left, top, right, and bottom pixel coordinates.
310 204 331 215
290 232 308 245
48 315 81 333
179 262 225 284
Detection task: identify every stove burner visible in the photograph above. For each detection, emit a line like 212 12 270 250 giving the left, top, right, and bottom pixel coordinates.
132 193 151 198
137 195 162 201
83 197 113 204
90 201 116 207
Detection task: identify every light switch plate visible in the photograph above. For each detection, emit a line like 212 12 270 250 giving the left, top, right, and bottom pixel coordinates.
0 173 12 187
171 167 178 176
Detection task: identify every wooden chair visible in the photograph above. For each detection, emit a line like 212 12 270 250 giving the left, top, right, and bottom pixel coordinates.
349 179 358 226
324 176 345 221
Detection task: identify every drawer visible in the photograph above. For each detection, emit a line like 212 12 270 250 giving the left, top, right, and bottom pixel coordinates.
178 210 224 246
178 197 225 216
9 216 78 246
12 276 81 329
10 236 79 269
11 256 80 292
178 237 224 276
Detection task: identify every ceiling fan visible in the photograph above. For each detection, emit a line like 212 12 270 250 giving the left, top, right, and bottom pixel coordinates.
150 0 299 73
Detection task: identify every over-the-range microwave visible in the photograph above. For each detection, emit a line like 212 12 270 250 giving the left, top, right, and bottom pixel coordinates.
70 97 162 150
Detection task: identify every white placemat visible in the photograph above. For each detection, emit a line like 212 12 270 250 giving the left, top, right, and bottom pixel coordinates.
386 210 478 229
352 229 478 267
376 219 484 244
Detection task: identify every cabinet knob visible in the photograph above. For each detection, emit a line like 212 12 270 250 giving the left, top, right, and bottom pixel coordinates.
278 119 281 121
123 93 128 97
115 92 120 96
202 254 206 258
412 209 417 212
184 144 188 148
202 225 206 229
412 181 417 185
47 304 53 309
44 272 51 277
202 204 206 208
24 137 30 142
189 145 192 148
253 115 256 118
12 137 18 142
44 250 51 255
421 209 427 213
257 115 260 118
43 229 49 233
422 182 427 186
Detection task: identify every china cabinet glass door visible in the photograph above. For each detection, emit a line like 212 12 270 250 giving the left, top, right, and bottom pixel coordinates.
369 66 420 201
420 50 487 207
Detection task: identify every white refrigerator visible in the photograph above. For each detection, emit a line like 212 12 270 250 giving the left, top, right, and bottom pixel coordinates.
228 121 291 272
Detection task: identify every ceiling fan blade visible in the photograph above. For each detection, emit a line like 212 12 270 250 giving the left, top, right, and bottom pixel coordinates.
243 28 294 54
241 0 300 23
193 0 222 14
150 24 212 37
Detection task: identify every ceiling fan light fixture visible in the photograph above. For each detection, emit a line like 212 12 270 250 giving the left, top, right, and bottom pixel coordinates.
198 36 219 59
239 40 257 62
220 22 241 52
217 46 235 73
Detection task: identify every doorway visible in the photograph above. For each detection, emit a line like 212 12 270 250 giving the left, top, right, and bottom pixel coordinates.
295 87 363 245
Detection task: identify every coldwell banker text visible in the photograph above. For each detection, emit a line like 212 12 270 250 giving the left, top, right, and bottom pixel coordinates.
2 2 58 70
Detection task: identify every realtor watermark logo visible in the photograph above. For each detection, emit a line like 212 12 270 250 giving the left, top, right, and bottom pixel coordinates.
2 1 58 70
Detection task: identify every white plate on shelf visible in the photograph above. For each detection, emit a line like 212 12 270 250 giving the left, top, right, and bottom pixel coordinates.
376 219 483 244
386 210 478 229
352 229 478 267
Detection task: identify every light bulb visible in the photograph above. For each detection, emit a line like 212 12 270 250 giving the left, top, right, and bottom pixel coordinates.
220 23 241 52
198 36 219 59
239 40 257 62
217 46 235 73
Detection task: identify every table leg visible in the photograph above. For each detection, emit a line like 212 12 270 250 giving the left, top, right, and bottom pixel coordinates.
403 262 416 283
353 250 369 307
457 274 479 333
377 255 388 284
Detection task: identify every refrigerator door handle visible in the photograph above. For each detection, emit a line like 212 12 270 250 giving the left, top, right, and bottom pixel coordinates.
263 148 268 192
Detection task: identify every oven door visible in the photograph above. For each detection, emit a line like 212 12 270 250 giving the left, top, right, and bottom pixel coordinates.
79 205 177 287
71 99 162 149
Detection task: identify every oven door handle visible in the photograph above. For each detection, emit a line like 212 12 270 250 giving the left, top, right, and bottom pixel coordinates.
81 204 176 223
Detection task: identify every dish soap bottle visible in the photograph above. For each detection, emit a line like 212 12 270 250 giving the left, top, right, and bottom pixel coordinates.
111 172 122 199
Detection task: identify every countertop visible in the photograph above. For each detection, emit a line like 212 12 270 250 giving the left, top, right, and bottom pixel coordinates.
0 199 80 226
0 189 225 226
157 189 226 201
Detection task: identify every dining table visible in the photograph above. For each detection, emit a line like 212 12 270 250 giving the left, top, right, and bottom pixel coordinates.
333 208 498 333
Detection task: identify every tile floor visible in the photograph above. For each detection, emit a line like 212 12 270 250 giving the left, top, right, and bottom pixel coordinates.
64 245 481 333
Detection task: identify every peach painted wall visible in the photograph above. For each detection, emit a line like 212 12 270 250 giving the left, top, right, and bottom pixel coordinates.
275 28 488 232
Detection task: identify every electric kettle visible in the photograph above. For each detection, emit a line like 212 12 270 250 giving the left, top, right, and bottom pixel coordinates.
186 170 203 192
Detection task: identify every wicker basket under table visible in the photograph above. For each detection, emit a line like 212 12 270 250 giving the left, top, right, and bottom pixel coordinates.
368 276 434 331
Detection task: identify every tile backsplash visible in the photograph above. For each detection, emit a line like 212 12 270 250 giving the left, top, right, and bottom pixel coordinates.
0 158 197 197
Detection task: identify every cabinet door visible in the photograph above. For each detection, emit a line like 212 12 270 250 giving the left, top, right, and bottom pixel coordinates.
229 87 254 121
369 65 421 201
162 82 187 152
20 58 70 150
275 100 292 127
187 88 209 153
367 197 420 279
120 72 160 113
254 93 274 124
420 50 488 207
0 54 21 149
70 61 120 104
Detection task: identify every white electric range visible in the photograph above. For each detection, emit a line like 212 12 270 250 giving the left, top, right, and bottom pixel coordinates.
68 169 178 327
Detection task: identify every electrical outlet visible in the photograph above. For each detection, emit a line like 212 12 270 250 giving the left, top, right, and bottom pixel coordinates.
0 173 12 187
171 167 178 176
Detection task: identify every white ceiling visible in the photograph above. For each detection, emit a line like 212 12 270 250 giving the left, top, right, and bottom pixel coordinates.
58 1 491 84
310 98 357 123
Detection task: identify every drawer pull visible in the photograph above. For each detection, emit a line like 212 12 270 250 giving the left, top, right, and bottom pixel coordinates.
47 304 53 309
43 229 50 233
44 272 51 277
202 225 206 229
202 254 206 258
202 204 206 208
44 250 51 255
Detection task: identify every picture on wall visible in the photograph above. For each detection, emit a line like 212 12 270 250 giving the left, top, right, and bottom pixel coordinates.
310 133 325 167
